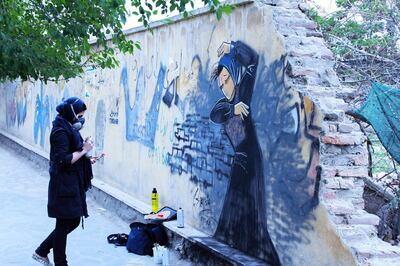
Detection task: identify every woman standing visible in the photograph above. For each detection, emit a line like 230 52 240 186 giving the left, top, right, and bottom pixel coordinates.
210 41 281 265
32 97 94 266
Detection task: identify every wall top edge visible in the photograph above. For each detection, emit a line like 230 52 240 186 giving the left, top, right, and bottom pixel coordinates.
89 0 254 45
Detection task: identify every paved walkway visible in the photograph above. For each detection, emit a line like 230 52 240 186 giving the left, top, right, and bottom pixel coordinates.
0 144 185 266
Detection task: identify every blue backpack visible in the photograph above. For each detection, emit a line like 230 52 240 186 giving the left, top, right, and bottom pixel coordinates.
126 222 168 256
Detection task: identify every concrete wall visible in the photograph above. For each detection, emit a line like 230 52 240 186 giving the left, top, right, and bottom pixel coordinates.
0 1 355 265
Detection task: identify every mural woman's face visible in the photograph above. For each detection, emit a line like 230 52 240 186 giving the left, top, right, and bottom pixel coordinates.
218 67 235 101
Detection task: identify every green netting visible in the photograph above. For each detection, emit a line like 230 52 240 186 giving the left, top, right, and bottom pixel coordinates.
352 82 400 164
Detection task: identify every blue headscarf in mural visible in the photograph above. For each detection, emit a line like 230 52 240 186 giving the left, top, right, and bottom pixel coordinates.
217 46 245 87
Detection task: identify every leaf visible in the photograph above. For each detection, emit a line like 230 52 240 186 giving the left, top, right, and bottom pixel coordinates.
134 42 141 50
121 14 127 24
155 0 163 7
220 5 232 15
216 9 222 20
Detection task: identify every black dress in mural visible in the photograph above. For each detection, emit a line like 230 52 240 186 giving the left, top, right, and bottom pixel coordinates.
210 41 281 265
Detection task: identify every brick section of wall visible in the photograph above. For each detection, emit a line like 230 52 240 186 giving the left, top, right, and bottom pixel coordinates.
266 0 400 264
167 114 234 188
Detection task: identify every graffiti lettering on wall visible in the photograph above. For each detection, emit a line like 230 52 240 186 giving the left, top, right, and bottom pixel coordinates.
121 66 166 148
109 112 119 124
34 81 50 147
109 97 120 125
192 186 219 230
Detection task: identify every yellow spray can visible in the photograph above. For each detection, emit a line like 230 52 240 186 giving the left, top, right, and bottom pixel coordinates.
152 188 158 213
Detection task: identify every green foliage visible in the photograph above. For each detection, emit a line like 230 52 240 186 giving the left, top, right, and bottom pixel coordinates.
130 0 233 28
307 0 400 87
0 0 233 82
0 0 133 82
309 0 399 56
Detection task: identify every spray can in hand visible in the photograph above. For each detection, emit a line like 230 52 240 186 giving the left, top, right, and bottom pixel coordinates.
84 136 93 158
177 208 184 228
152 188 158 213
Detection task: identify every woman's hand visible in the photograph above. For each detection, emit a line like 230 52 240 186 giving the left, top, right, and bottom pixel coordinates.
83 140 93 153
217 42 231 57
90 152 105 164
234 102 249 120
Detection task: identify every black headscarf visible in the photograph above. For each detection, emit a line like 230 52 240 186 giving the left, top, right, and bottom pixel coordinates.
56 97 87 123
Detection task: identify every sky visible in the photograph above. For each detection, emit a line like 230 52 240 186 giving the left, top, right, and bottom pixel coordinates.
307 0 338 15
122 0 208 30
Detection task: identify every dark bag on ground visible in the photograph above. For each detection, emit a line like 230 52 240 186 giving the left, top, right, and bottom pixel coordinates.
107 233 128 246
126 222 168 256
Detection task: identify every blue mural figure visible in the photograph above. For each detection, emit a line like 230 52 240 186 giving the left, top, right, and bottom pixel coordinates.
5 82 27 127
210 41 281 265
162 55 218 117
121 65 166 148
34 81 50 147
17 98 27 126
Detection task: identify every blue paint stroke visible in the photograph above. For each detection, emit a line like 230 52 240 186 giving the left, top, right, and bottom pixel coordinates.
17 98 27 126
121 65 166 148
34 81 50 147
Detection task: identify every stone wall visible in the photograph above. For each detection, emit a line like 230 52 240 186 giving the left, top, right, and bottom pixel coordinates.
268 0 400 264
2 0 398 265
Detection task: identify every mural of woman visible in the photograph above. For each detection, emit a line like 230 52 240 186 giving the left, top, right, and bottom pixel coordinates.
210 41 281 265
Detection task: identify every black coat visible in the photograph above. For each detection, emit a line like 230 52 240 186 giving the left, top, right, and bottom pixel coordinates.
47 115 92 219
